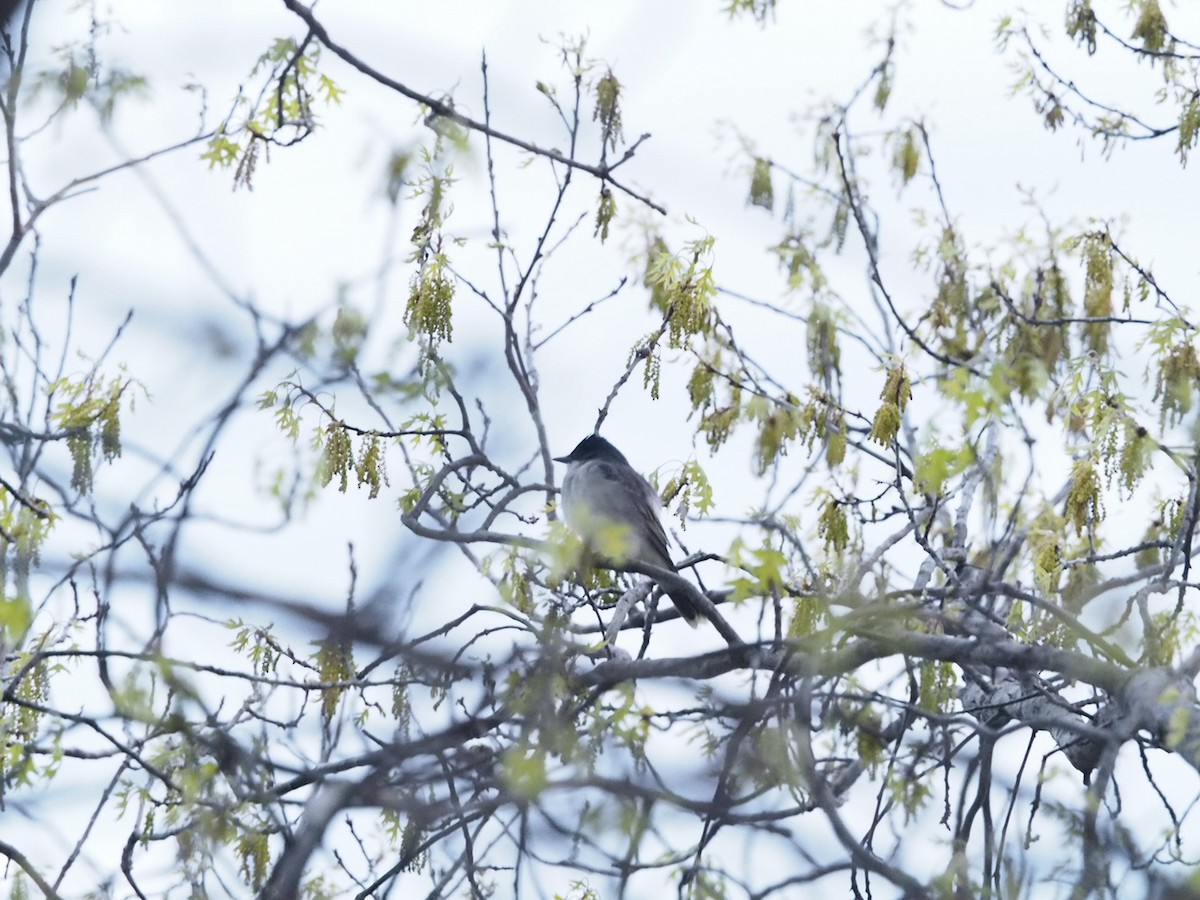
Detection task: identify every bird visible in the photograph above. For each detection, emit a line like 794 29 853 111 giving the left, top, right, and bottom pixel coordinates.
554 434 702 625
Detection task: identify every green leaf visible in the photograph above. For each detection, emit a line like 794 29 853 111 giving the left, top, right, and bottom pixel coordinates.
748 157 774 210
201 134 241 169
0 595 32 639
914 445 974 495
500 746 548 800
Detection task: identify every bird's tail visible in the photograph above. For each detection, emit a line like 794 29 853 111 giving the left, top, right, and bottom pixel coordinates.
663 586 703 628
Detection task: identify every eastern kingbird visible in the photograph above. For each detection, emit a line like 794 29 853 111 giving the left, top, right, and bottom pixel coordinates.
554 434 701 625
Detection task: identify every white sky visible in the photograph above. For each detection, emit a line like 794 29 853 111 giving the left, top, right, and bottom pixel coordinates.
7 0 1200 896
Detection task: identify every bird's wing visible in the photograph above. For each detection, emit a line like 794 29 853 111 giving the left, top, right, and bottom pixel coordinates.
587 460 700 623
591 460 675 571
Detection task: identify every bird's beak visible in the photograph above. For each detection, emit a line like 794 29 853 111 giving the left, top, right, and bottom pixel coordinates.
553 453 571 463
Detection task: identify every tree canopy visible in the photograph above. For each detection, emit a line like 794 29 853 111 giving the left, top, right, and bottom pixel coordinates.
4 1 1200 898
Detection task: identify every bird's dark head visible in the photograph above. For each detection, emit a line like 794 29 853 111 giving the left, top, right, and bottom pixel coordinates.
554 434 628 465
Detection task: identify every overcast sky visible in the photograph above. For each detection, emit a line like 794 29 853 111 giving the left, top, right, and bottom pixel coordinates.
29 0 1185 601
9 1 1200 894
